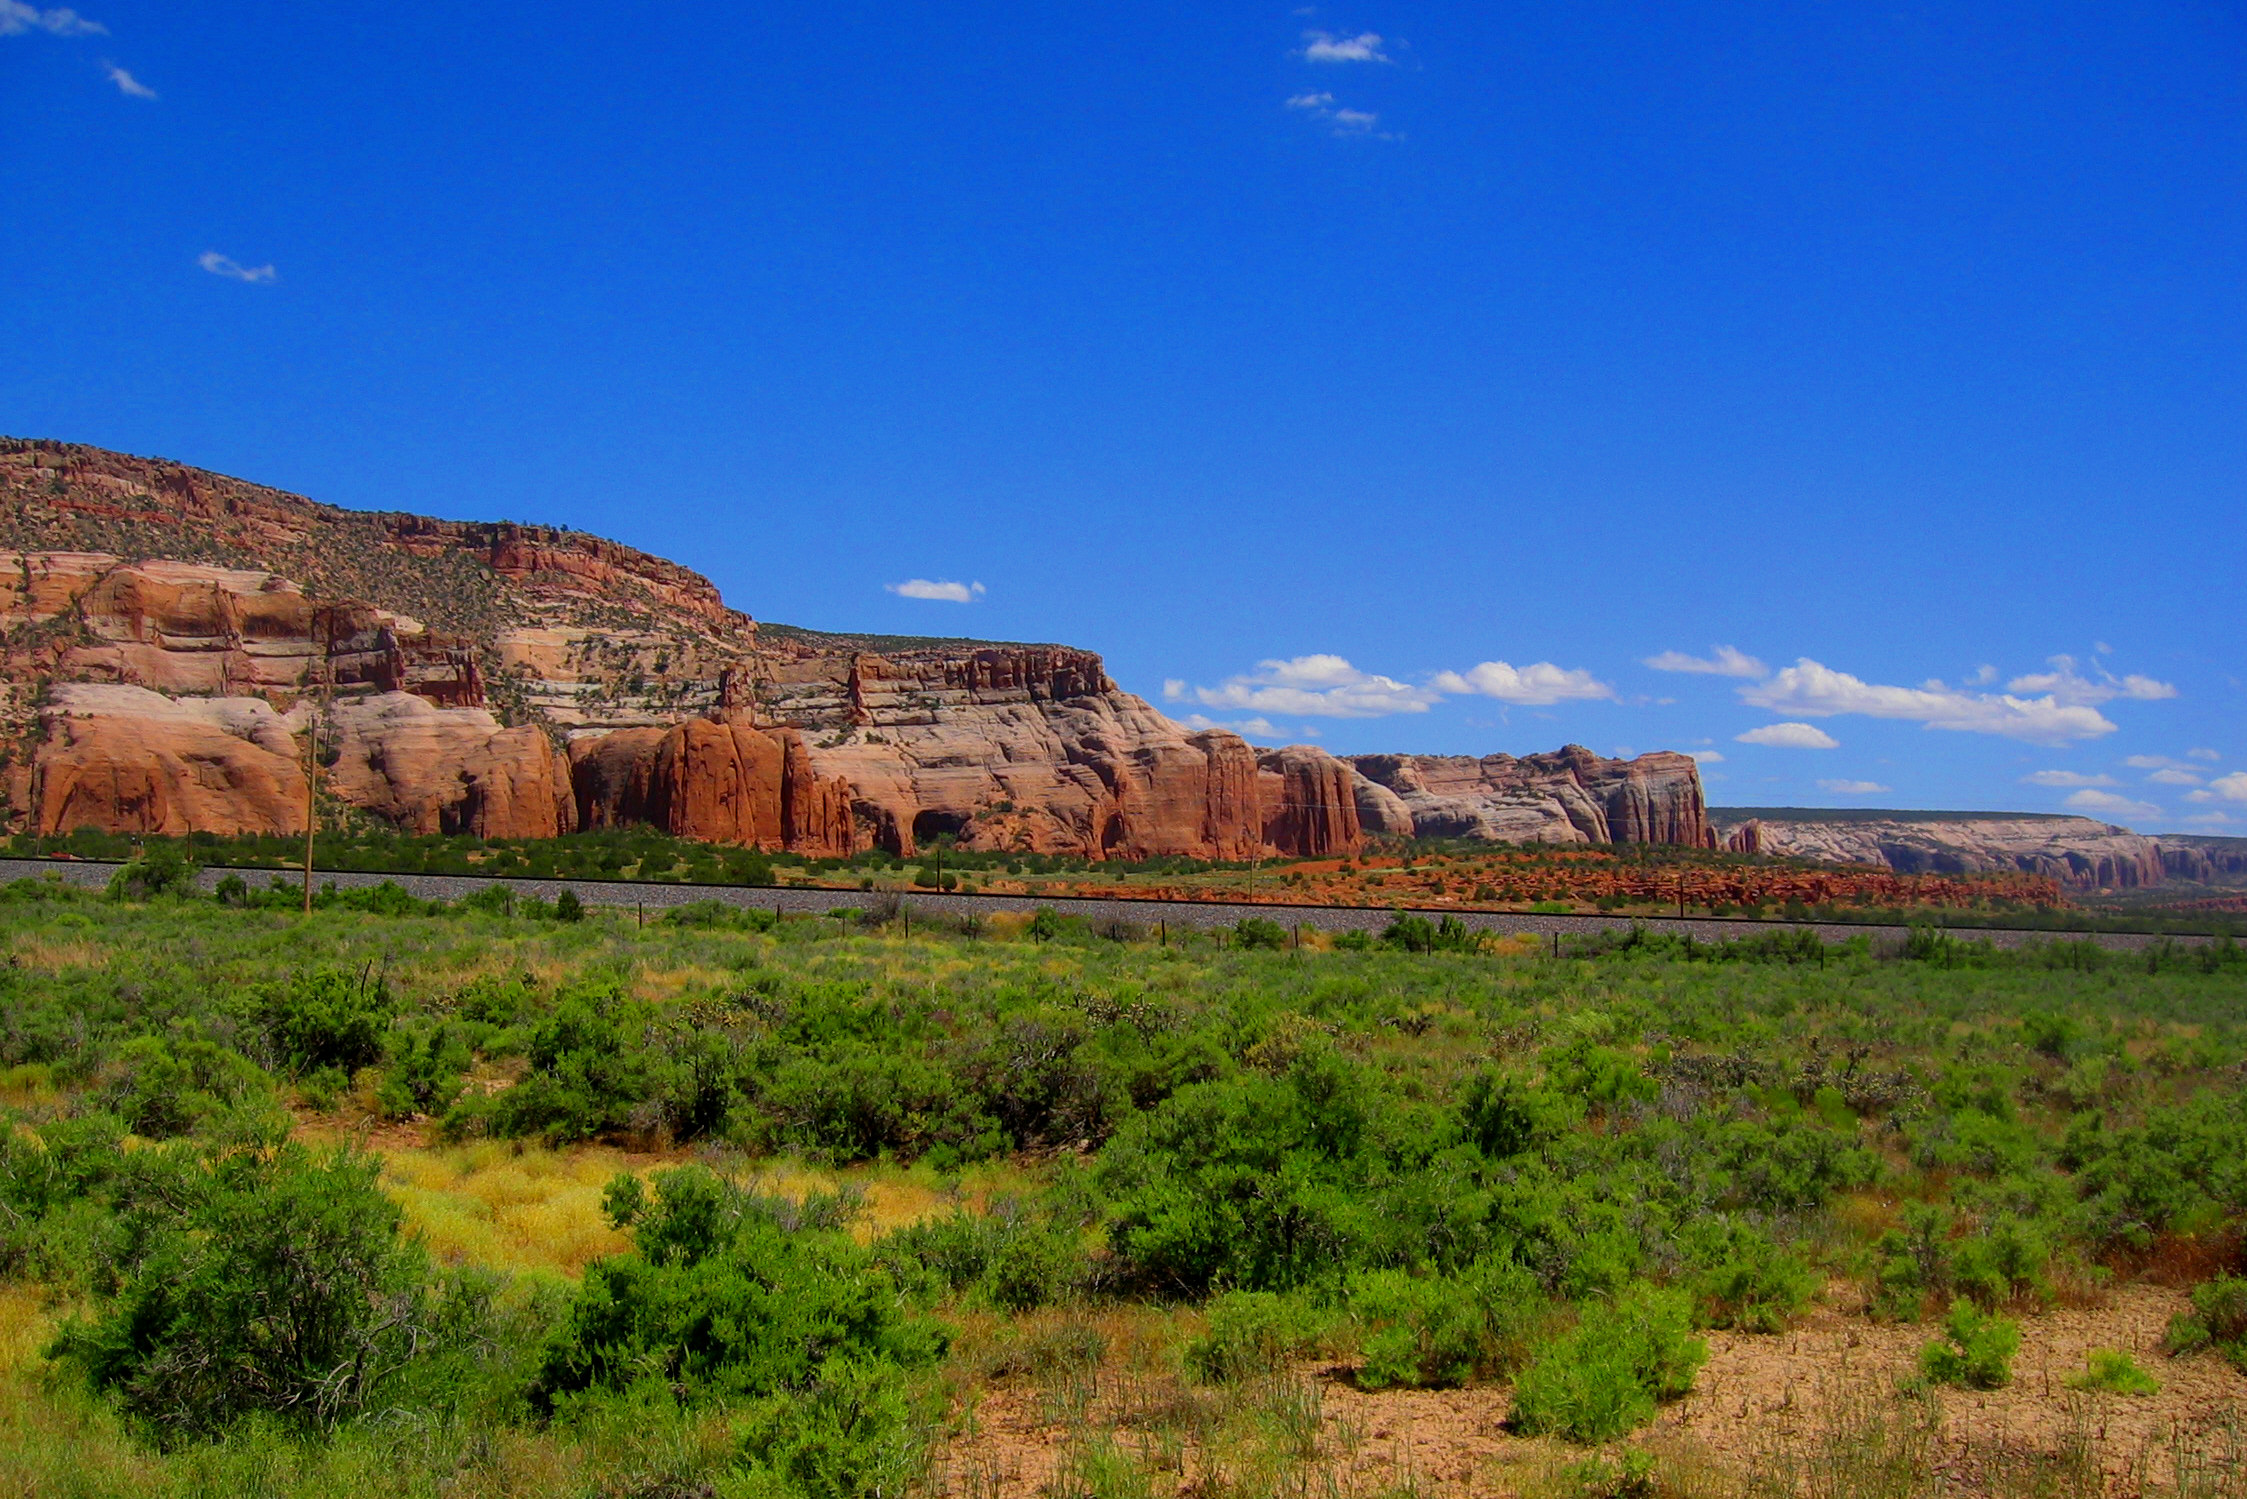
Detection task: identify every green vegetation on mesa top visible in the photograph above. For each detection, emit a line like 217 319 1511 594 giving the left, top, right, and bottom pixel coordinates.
2 877 2244 1496
758 620 1058 653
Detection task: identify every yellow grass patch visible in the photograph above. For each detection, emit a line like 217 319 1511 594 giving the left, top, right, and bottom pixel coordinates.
376 1141 634 1276
0 1065 59 1112
10 938 104 973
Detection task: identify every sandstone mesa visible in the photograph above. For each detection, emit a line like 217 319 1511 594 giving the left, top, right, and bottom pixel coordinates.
0 439 1713 863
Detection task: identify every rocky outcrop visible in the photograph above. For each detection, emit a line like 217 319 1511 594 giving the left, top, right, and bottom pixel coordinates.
568 717 854 856
0 438 1724 861
1258 746 1361 859
1710 812 2168 891
1347 748 1717 848
32 684 308 837
327 693 572 839
2159 836 2247 887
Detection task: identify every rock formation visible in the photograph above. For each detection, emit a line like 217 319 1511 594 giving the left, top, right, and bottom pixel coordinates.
1710 812 2168 892
1347 747 1717 848
0 438 1724 861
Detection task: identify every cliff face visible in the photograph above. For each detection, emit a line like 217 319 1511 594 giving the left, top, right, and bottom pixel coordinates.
0 438 1719 861
1347 748 1717 849
1715 813 2168 891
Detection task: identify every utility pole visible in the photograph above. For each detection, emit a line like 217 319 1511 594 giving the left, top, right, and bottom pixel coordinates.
301 618 330 917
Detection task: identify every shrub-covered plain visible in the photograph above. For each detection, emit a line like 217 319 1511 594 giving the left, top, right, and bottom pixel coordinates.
0 872 2243 1497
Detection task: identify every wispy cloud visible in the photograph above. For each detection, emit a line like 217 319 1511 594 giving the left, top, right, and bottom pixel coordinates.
1817 779 1890 795
1738 657 2158 744
2005 656 2175 704
2189 747 2221 762
885 578 984 604
103 61 152 97
2021 770 2117 788
1285 89 1387 136
1687 750 1724 764
0 2 105 36
1167 652 1610 719
2146 767 2202 786
2191 772 2247 804
2064 788 2159 822
1180 713 1283 740
1300 30 1389 63
198 251 276 283
1734 722 1840 750
1429 660 1614 705
1644 645 1766 678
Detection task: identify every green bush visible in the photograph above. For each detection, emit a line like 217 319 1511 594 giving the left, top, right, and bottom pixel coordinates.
1232 918 1287 951
2163 1276 2247 1368
532 1166 944 1412
737 1356 937 1499
48 1143 434 1440
1687 1227 1817 1334
377 1020 472 1120
2065 1348 2160 1395
1349 1268 1484 1388
1919 1298 2020 1389
1182 1290 1326 1384
101 1029 276 1139
1509 1284 1706 1443
1949 1214 2050 1308
265 969 393 1078
107 846 201 902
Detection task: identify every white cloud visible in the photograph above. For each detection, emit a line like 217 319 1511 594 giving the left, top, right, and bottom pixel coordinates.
1644 645 1767 678
103 61 152 97
2063 788 2160 822
1817 779 1891 795
1185 654 1438 718
1180 713 1282 739
1740 658 2124 743
885 578 984 603
2189 747 2221 761
1687 750 1724 764
1173 651 1610 719
2021 770 2117 788
1284 89 1386 136
1966 664 1999 686
1428 660 1614 705
1300 30 1389 62
2146 768 2202 786
198 251 276 283
2203 772 2247 803
2003 654 2175 704
1735 722 1840 750
0 2 105 36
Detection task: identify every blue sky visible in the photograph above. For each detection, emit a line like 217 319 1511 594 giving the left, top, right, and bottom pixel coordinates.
4 2 2243 830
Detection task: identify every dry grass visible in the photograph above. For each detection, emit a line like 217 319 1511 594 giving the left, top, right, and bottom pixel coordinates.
343 1137 1049 1278
10 936 105 972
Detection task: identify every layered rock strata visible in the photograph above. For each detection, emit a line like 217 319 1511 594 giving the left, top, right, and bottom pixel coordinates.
1716 814 2167 892
0 438 1724 860
1347 748 1717 848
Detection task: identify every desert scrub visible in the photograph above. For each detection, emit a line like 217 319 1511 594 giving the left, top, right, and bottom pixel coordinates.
2164 1276 2247 1369
1182 1290 1331 1384
1508 1284 1707 1443
2064 1348 2161 1395
1918 1298 2021 1389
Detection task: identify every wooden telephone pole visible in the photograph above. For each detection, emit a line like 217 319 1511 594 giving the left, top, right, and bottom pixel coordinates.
301 620 331 916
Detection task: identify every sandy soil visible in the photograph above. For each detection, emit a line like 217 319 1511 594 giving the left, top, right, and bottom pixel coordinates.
932 1287 2247 1499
